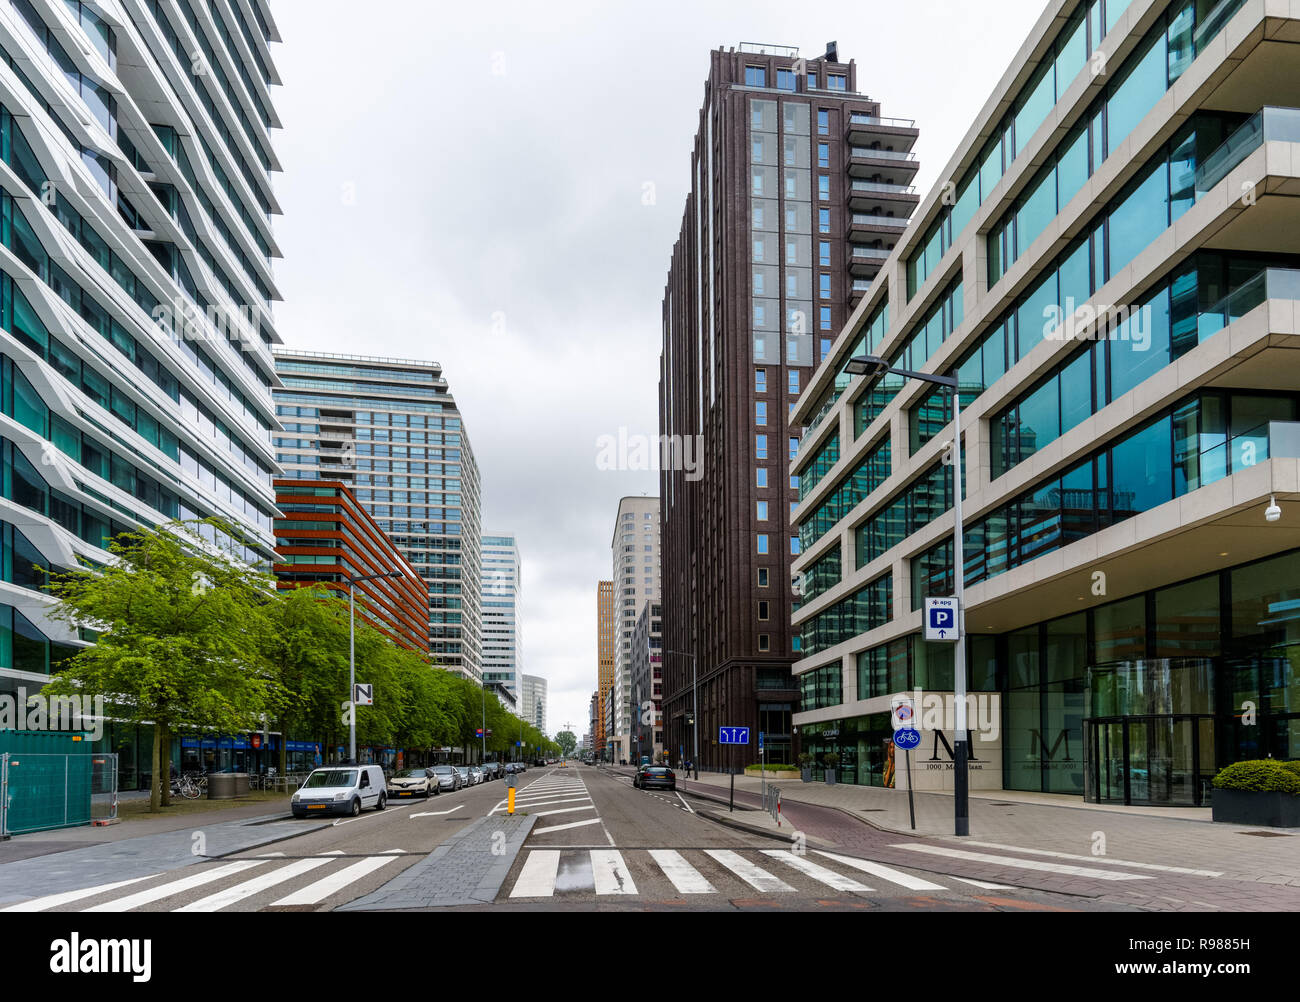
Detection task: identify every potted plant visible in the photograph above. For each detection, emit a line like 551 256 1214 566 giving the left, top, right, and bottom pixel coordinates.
1211 760 1300 827
797 753 813 783
823 752 840 786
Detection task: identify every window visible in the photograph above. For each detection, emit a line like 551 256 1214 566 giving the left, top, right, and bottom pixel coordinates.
817 109 829 134
818 143 829 168
820 307 832 331
759 601 770 621
819 241 831 267
756 402 768 425
789 437 799 460
777 69 796 91
818 176 830 201
819 209 830 233
758 568 770 587
791 536 801 555
789 371 800 394
755 368 767 393
757 535 770 555
827 73 847 91
819 274 831 299
753 237 767 262
757 500 769 521
756 435 768 459
757 468 769 488
759 634 771 652
745 66 766 87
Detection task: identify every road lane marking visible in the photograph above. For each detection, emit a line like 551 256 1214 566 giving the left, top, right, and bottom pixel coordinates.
892 844 1155 880
510 851 561 898
648 850 715 894
269 850 405 907
762 850 871 892
704 850 794 893
177 854 342 912
84 861 268 912
814 852 946 891
0 875 157 912
948 876 1018 890
675 791 694 813
958 841 1224 877
410 805 464 818
590 850 637 895
531 805 598 818
531 817 603 834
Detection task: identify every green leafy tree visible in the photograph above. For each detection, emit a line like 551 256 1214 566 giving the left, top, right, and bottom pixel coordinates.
43 521 282 812
556 731 577 756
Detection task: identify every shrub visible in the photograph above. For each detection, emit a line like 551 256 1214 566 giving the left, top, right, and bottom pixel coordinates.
1283 760 1300 781
823 752 841 768
1212 760 1300 795
796 753 813 766
746 763 798 772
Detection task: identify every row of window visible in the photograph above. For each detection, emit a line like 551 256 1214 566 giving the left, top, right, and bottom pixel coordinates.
800 573 892 659
744 66 846 92
800 437 892 559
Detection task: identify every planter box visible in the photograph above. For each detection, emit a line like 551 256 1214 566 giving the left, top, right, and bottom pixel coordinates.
825 769 838 786
1211 789 1300 827
801 767 813 783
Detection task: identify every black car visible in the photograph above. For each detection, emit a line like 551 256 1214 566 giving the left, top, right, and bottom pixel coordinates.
633 765 676 791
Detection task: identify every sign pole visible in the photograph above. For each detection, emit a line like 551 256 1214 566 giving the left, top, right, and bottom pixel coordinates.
906 747 916 831
729 742 734 813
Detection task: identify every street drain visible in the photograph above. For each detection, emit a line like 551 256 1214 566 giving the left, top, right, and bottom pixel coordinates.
1238 831 1294 837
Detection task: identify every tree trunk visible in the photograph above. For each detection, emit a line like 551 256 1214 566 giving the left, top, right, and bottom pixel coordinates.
278 717 287 775
159 722 171 807
149 723 162 813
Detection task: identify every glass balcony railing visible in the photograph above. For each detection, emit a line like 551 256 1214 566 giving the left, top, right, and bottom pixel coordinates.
849 148 917 162
850 180 917 195
1195 107 1300 195
851 247 891 260
852 213 909 227
848 113 916 129
1198 267 1300 340
1192 0 1248 53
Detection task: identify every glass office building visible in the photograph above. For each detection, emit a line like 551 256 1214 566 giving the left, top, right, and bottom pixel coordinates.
791 0 1300 806
0 1 283 697
481 532 522 709
272 350 483 680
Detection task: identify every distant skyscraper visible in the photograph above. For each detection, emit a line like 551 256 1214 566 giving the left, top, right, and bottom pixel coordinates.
611 497 660 763
596 580 614 757
660 44 919 769
481 533 522 707
521 673 547 735
272 350 483 680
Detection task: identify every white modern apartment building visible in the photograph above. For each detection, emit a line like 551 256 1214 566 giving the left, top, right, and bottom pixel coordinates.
791 0 1300 806
0 0 283 727
481 532 522 708
521 672 546 735
610 496 660 760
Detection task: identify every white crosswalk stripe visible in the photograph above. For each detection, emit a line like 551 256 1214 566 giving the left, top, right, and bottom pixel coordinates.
176 853 344 912
814 851 948 891
648 849 716 894
761 850 871 892
84 860 268 912
892 844 1154 881
0 875 158 913
703 850 795 893
590 849 637 895
269 851 406 907
511 850 562 898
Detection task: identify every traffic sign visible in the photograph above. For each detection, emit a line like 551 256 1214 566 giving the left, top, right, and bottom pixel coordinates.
353 683 374 705
758 731 764 751
924 597 960 642
894 727 921 750
891 695 915 731
718 727 750 745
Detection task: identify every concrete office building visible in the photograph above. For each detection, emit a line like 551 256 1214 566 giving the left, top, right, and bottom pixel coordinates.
272 349 483 681
0 0 284 785
791 0 1300 805
596 579 614 757
631 600 664 763
661 44 920 770
481 532 522 708
611 496 660 763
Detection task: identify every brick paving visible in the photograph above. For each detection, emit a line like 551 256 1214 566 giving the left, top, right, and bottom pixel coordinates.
338 814 534 910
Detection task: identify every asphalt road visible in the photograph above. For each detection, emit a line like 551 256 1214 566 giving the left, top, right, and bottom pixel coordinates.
0 765 1141 912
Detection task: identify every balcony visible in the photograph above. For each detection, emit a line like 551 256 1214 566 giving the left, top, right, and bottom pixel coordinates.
849 245 891 276
1195 107 1300 197
848 179 919 214
848 146 920 179
846 112 918 150
849 213 910 242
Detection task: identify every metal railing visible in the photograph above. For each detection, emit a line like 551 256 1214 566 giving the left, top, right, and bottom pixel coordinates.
849 113 916 129
852 213 909 227
851 180 917 195
849 147 917 162
1195 107 1300 195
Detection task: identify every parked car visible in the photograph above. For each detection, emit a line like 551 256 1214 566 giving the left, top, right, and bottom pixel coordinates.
633 765 676 791
483 762 502 780
388 767 436 798
430 764 462 792
292 765 387 817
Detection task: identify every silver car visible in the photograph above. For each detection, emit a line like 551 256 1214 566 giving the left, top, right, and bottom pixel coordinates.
455 765 482 787
431 765 462 792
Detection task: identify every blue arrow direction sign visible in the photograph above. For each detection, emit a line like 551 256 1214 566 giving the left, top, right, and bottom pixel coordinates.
894 727 921 751
718 727 750 745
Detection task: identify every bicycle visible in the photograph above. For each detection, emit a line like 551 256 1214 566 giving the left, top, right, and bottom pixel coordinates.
170 774 201 800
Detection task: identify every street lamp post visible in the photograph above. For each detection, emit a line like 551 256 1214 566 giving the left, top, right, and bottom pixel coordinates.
668 650 698 779
846 355 970 837
346 570 403 765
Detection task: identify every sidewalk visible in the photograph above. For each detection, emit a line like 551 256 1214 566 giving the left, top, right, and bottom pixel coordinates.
669 769 1300 886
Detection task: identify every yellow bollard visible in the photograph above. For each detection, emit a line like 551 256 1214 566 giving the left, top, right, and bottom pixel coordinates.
507 787 515 815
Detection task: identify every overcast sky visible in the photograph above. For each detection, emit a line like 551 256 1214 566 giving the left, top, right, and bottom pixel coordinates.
269 0 1048 743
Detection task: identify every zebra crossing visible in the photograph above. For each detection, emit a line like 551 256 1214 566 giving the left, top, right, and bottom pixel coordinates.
503 846 1018 900
0 849 412 913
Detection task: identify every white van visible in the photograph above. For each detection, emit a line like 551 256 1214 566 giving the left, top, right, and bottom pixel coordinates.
291 765 387 818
